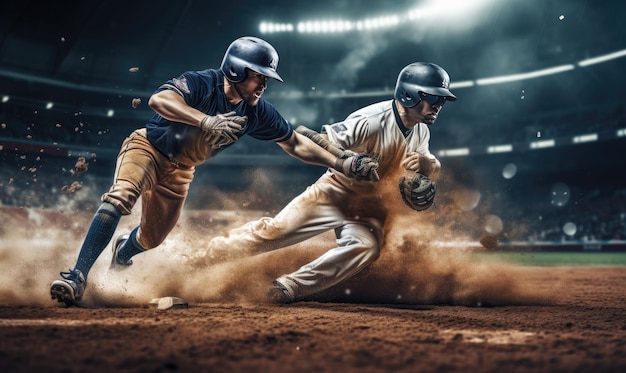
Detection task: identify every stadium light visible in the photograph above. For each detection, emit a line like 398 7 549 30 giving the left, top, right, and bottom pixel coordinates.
578 49 626 67
486 144 513 153
438 148 470 157
476 65 575 85
529 139 555 149
260 0 493 34
417 0 491 17
297 20 355 33
572 134 598 144
450 80 475 89
259 22 294 34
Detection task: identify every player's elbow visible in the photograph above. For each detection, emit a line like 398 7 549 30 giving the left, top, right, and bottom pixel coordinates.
276 132 298 156
147 94 164 111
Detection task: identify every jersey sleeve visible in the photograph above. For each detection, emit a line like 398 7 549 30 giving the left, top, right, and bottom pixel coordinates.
245 99 293 142
154 70 212 108
322 115 370 153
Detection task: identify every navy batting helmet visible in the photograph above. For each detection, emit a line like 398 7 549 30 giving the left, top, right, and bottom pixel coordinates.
394 62 456 107
220 36 283 83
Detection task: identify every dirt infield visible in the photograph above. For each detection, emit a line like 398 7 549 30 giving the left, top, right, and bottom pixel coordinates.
0 267 624 372
0 207 625 372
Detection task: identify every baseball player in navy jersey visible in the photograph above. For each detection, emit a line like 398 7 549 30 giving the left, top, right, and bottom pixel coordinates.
194 62 456 303
50 36 379 306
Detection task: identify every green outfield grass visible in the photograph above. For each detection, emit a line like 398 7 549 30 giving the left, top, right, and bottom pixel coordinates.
473 252 626 266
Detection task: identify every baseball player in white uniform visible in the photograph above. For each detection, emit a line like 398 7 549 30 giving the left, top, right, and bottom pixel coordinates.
196 62 457 303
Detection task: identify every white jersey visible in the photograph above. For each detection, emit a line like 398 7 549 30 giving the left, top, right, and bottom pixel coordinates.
204 100 439 301
322 99 434 192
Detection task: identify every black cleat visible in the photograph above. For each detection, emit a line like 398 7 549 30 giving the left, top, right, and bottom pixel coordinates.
110 234 132 268
267 280 295 304
50 269 86 307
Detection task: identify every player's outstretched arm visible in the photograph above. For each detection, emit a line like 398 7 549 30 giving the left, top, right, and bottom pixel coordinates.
277 131 336 167
278 131 379 182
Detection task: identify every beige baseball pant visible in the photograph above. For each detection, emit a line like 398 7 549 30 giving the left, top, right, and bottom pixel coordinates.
102 128 195 249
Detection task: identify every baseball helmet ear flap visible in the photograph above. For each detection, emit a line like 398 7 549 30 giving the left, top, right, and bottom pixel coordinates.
394 62 456 107
220 36 283 83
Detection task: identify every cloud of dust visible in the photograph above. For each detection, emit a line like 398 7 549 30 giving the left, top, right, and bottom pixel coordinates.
0 171 311 308
303 169 562 307
0 168 557 308
342 213 561 306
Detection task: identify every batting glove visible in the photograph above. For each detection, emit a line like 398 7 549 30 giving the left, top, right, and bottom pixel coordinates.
200 111 247 144
335 153 380 182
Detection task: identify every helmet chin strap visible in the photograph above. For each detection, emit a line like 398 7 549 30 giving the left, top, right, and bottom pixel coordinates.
393 99 422 136
223 77 244 105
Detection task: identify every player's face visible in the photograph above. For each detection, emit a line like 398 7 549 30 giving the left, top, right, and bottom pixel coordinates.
233 69 268 106
409 94 445 125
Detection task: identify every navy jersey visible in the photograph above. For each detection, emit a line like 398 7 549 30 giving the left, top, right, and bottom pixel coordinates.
145 69 293 166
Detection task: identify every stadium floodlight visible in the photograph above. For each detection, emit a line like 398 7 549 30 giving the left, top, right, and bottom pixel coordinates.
294 15 398 33
416 0 493 18
476 65 575 85
438 148 470 157
326 89 392 98
529 139 555 149
260 22 294 33
2 95 10 103
572 134 598 144
578 49 626 67
45 102 54 109
450 80 475 88
487 144 513 153
260 0 494 34
617 129 626 137
406 9 423 20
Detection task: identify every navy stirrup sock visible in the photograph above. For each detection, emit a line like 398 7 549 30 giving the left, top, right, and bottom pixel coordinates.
74 202 122 277
117 226 146 264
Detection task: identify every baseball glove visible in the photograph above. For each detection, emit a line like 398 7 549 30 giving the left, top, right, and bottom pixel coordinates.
399 172 436 211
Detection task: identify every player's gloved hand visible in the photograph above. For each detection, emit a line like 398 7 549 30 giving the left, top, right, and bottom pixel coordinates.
401 152 440 177
200 111 247 145
399 172 436 211
340 149 357 159
335 153 380 182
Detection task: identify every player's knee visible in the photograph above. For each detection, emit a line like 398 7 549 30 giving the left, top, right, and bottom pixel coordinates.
362 239 380 262
101 181 141 215
97 202 123 219
253 217 287 240
344 235 380 263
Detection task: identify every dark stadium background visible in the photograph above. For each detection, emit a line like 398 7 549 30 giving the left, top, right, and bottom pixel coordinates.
1 0 625 248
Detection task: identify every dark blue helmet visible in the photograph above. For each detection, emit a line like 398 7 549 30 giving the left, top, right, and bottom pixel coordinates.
220 36 283 83
394 62 456 107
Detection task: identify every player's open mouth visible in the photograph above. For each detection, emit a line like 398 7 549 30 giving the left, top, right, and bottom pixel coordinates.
254 90 264 98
